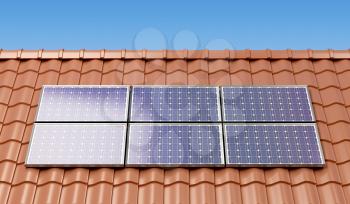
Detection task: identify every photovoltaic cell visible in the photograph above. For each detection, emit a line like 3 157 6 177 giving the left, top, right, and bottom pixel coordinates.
130 86 221 122
127 124 224 167
26 123 127 167
222 86 314 122
224 124 324 167
36 86 129 122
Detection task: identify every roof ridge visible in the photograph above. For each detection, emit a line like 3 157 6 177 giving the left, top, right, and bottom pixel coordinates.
1 49 350 59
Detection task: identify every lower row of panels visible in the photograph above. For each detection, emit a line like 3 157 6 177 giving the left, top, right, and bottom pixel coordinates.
26 123 325 167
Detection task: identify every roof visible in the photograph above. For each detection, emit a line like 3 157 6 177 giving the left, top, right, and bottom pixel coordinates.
0 49 350 204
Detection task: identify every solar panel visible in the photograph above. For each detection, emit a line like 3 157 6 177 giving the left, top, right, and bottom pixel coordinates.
130 86 221 122
126 124 224 167
221 86 314 122
224 124 324 167
26 123 127 167
36 85 129 122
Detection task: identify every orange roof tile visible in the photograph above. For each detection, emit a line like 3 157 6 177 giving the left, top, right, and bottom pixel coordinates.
0 49 350 203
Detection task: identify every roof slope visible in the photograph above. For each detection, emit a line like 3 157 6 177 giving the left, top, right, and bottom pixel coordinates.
0 49 350 204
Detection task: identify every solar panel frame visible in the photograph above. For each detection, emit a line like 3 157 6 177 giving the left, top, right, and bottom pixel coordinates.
223 123 325 167
220 85 316 122
35 85 130 122
129 85 222 122
125 123 225 167
25 123 128 167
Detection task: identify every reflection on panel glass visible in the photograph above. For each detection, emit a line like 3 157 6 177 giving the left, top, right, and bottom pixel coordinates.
37 86 129 122
26 123 127 167
131 86 221 122
127 124 224 167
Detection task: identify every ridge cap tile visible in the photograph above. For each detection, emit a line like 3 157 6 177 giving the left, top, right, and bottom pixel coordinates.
270 50 291 59
0 50 20 59
188 50 208 59
312 50 331 59
250 50 271 59
125 50 144 59
41 50 60 59
229 49 250 59
167 50 187 59
62 50 80 59
20 50 40 59
208 50 230 59
104 50 122 59
83 50 102 59
292 50 311 59
333 50 350 59
146 50 165 59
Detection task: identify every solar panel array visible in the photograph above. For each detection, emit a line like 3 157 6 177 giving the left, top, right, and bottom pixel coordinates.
26 85 324 167
221 87 314 122
127 124 224 167
131 86 221 122
224 124 323 167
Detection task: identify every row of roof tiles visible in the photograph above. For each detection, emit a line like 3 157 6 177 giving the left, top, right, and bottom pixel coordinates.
1 56 350 203
1 49 350 59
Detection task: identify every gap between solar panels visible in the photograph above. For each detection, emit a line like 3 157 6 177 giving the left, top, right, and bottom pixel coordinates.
25 85 325 168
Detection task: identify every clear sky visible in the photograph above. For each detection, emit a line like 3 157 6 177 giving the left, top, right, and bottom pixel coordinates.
0 0 349 50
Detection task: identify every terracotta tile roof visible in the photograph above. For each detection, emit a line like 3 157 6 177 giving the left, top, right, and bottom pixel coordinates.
0 49 350 204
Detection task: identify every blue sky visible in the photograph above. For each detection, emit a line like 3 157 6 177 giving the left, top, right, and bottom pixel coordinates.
0 0 349 50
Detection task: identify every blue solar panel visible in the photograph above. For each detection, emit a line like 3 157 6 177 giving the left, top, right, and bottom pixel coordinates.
36 85 129 122
130 86 221 122
224 124 324 167
126 124 224 167
221 86 314 122
26 123 127 167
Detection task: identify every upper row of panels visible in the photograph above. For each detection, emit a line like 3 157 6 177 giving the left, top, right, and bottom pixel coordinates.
36 85 315 122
